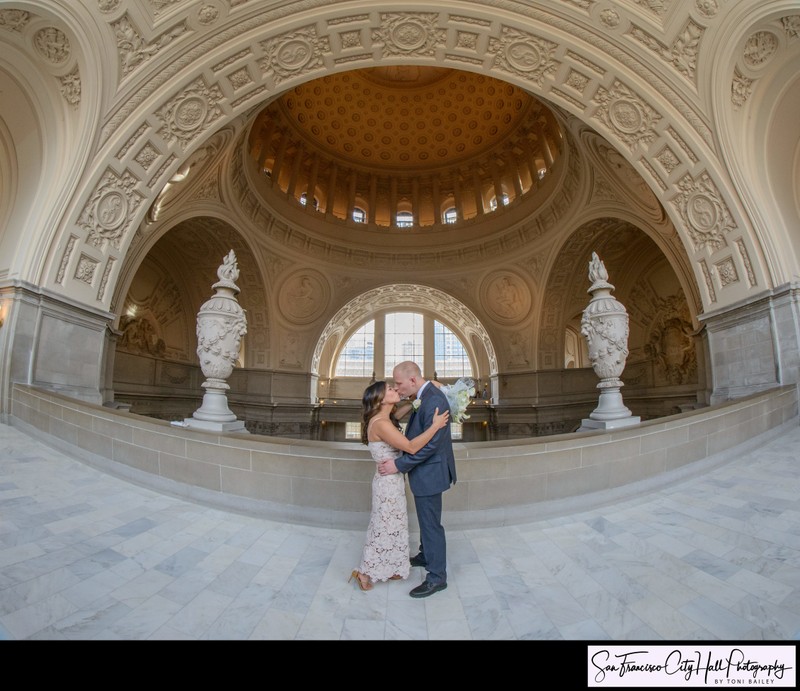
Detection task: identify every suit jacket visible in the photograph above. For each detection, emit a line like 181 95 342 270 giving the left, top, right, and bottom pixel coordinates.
394 383 456 496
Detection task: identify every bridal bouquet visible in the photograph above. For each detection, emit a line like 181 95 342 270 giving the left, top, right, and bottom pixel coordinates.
441 377 476 424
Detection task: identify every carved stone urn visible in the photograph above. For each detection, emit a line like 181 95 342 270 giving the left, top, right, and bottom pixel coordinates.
185 250 248 432
579 252 640 430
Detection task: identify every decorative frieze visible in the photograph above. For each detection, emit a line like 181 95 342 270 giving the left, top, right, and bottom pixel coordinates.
655 146 680 175
340 30 362 49
566 50 604 76
628 19 704 82
672 171 736 252
632 0 668 17
372 13 445 58
592 80 662 153
489 27 558 86
565 69 590 93
75 254 99 285
327 14 370 27
98 0 121 12
782 15 800 39
278 270 329 324
97 257 115 301
695 0 718 19
197 4 220 26
58 66 81 107
735 238 757 288
599 10 620 29
212 49 252 72
714 256 738 288
333 54 370 66
156 77 224 151
0 9 30 32
79 168 144 250
642 294 697 386
56 235 78 285
116 123 148 159
449 15 491 28
482 271 531 325
507 331 530 368
666 126 698 164
149 0 182 16
148 153 176 188
743 31 779 69
113 14 186 76
700 258 716 303
227 67 253 91
456 30 478 50
33 26 70 64
134 142 160 171
259 25 330 84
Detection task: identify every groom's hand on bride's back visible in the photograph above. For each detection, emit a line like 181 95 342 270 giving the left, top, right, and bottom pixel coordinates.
379 458 398 475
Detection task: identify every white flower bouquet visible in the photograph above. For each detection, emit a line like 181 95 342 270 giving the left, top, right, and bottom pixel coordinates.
441 377 476 424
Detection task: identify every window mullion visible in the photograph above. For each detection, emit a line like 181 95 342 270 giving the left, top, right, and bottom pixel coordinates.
374 312 385 380
424 313 436 379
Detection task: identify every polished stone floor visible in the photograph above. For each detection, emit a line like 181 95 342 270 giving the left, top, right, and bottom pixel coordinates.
2 420 800 641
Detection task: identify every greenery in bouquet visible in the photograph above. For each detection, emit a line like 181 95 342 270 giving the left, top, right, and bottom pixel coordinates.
443 378 476 424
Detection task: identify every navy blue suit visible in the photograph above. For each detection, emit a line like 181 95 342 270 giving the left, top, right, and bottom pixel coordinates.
395 382 456 585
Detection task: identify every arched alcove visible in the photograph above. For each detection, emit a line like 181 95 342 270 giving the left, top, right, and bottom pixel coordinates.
313 283 496 399
539 220 701 415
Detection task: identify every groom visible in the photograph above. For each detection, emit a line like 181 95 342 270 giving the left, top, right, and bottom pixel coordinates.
379 360 456 598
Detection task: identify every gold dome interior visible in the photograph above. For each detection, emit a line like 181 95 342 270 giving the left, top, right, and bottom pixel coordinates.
248 67 563 227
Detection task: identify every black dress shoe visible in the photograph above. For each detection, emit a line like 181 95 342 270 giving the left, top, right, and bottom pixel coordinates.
409 580 447 598
409 553 427 567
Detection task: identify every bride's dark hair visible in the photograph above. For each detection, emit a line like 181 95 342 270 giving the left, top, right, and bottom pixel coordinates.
361 380 400 445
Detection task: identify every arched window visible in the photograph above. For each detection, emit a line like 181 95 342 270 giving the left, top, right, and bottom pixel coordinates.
352 207 366 223
444 207 457 224
384 312 424 374
334 312 473 380
300 192 318 210
396 211 414 227
434 321 471 377
489 193 509 211
335 320 375 376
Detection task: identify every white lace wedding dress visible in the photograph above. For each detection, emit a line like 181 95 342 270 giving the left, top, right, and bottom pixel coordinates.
357 439 411 582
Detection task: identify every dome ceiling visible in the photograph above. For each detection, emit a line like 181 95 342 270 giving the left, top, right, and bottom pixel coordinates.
247 66 564 228
278 66 537 171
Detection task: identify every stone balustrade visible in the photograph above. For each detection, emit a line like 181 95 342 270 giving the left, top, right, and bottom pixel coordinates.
8 382 797 530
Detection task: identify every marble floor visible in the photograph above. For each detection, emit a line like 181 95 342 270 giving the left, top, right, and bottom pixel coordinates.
2 420 800 642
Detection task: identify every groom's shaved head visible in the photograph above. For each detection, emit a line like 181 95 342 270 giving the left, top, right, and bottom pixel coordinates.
394 361 421 378
392 361 424 398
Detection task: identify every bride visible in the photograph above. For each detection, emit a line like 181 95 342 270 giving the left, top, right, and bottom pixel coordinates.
349 380 449 591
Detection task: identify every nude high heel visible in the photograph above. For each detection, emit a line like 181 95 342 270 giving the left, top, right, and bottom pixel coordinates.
349 569 373 591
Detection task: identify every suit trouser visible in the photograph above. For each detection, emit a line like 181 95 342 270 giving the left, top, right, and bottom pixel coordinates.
413 492 446 584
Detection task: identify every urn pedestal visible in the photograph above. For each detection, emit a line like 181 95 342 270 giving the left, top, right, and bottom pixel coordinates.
579 252 640 432
184 251 249 434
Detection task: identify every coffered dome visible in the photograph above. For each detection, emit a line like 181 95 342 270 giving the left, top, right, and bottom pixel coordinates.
247 66 563 228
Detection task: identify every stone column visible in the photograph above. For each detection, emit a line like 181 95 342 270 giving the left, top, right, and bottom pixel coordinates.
579 252 640 431
184 250 248 433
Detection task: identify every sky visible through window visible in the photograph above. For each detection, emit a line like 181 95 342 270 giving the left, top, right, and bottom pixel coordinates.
334 312 472 379
384 312 423 376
